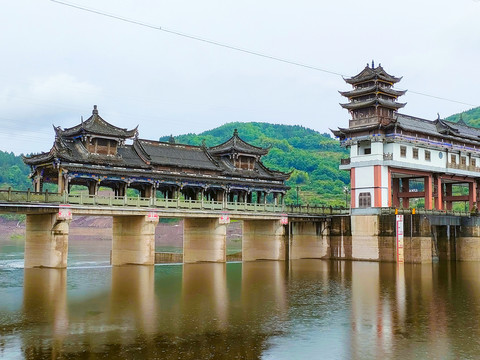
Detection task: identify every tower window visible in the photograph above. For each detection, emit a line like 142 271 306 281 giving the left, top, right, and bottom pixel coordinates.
425 151 431 161
364 148 371 155
400 146 406 158
358 192 372 208
413 148 419 159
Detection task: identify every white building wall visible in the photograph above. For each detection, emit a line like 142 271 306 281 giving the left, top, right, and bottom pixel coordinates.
355 165 375 207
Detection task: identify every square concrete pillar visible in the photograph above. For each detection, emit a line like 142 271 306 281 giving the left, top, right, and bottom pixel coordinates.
183 218 227 263
243 220 286 261
25 213 70 268
112 215 159 266
290 221 329 259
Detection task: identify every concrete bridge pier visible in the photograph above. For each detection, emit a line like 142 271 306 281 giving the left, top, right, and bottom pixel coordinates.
457 218 480 261
242 220 286 261
183 218 227 263
112 215 159 266
290 221 330 259
25 213 71 268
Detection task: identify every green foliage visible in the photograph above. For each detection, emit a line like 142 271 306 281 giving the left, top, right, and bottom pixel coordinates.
445 106 480 127
161 122 349 205
0 151 31 190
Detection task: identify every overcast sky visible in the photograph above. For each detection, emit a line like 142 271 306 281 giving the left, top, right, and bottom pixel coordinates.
1 0 479 155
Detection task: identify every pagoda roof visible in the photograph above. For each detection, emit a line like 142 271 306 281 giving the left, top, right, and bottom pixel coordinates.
134 139 220 171
208 129 268 156
339 84 406 98
56 106 138 139
340 98 406 110
24 118 290 184
344 64 402 85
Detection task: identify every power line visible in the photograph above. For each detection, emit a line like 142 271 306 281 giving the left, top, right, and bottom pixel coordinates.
50 0 478 108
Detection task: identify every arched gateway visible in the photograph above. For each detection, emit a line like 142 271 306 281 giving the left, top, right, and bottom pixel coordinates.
23 105 290 205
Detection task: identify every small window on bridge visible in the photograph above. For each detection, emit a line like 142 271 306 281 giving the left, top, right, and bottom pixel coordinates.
358 192 371 208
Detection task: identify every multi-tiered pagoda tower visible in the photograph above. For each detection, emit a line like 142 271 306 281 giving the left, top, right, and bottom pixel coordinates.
333 63 480 212
340 61 406 128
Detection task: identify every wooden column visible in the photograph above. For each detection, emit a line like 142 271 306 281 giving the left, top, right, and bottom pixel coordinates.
469 181 477 211
57 168 65 194
445 183 453 211
392 177 400 208
401 178 410 209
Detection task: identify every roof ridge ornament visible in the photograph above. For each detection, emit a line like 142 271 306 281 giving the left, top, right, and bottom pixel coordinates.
92 105 98 115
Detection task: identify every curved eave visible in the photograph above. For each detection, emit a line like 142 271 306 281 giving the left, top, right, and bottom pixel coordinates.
339 86 407 98
344 67 402 85
23 152 55 166
209 134 268 156
341 99 406 110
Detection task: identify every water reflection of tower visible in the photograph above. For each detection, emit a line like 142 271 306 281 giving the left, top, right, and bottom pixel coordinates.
22 268 68 358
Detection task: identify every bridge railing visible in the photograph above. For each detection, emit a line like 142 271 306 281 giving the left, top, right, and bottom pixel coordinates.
0 189 288 213
285 204 350 215
380 207 470 217
0 188 351 215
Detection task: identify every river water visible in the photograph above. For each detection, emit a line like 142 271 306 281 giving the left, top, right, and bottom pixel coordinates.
1 237 480 359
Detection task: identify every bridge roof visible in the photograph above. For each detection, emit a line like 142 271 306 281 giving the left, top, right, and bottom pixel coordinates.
24 109 290 187
56 106 138 139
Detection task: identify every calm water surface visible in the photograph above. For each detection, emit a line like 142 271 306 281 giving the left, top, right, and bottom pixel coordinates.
1 238 480 359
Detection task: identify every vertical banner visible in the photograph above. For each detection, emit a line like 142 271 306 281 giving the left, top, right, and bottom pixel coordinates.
396 214 404 263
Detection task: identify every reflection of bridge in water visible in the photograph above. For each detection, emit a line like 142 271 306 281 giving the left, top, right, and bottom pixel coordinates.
16 261 480 358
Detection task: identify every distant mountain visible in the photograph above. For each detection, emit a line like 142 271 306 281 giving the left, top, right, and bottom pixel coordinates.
160 122 349 206
445 106 480 127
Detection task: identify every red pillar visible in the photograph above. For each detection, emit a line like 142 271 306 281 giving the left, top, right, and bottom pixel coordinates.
402 178 410 209
446 183 453 211
424 175 433 210
434 175 443 210
392 177 400 208
469 181 477 211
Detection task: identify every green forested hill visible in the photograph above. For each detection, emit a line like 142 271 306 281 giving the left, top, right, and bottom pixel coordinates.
0 151 30 190
445 106 480 126
160 122 349 206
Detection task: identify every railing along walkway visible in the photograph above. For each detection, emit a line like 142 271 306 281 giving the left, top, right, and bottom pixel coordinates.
0 188 349 215
380 207 471 217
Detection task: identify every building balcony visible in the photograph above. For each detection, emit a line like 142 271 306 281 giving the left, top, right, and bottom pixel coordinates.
447 162 480 172
383 153 393 161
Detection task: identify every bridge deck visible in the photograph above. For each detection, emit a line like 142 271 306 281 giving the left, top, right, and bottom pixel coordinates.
0 189 349 218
